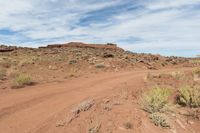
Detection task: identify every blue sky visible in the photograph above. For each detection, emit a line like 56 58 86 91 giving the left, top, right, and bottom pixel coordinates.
0 0 200 57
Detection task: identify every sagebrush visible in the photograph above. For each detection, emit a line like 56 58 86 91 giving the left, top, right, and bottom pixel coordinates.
177 86 200 108
12 74 33 88
150 113 170 128
0 69 6 80
141 86 171 113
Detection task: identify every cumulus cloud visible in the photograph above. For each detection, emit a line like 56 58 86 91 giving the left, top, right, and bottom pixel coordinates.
0 0 200 57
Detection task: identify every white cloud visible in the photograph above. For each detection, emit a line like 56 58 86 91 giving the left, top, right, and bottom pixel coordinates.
145 0 200 10
0 0 200 56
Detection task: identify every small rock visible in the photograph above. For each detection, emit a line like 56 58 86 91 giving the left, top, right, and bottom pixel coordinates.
103 98 110 103
187 120 194 125
48 65 57 70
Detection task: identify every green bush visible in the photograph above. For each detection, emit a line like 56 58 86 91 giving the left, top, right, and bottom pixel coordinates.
12 74 33 88
177 86 200 108
141 86 171 113
0 69 6 80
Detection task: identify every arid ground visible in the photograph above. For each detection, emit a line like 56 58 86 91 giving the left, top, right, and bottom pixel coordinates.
0 42 200 133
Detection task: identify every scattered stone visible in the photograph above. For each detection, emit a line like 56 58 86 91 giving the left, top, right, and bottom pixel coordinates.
71 99 95 115
187 120 194 125
103 53 114 58
103 98 110 104
48 65 57 70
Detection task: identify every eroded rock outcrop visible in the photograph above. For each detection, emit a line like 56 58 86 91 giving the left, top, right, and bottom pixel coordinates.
39 42 124 51
0 45 16 52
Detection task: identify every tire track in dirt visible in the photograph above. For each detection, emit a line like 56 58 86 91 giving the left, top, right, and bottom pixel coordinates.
0 71 140 120
0 68 191 133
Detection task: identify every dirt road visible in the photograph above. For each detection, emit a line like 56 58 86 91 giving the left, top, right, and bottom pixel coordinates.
0 69 188 133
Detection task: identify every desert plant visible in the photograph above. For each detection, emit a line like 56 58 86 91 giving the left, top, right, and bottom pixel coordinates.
68 59 77 65
12 74 33 88
0 59 12 68
18 59 34 67
88 124 101 133
150 113 170 128
171 71 185 80
177 86 200 108
141 86 171 113
95 64 105 69
0 69 6 80
193 68 200 77
190 60 200 64
123 121 133 129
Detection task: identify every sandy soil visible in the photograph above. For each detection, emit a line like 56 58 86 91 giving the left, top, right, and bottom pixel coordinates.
0 68 197 133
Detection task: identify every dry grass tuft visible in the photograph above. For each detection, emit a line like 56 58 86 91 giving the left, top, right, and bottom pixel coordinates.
150 113 170 128
95 64 105 69
88 124 101 133
141 86 171 113
12 74 33 88
171 71 185 80
193 68 200 77
0 69 6 80
123 121 133 129
177 86 200 108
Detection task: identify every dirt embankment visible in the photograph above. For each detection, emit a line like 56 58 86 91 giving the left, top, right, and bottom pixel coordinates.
0 42 193 90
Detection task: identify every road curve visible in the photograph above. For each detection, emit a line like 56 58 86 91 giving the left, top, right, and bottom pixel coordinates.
0 68 189 133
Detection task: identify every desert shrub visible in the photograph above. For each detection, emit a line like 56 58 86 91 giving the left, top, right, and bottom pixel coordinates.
12 74 33 88
123 121 133 129
177 86 200 108
190 60 200 65
146 72 185 81
150 113 170 128
193 68 200 77
7 70 19 78
171 71 185 80
68 60 77 65
0 69 6 80
141 86 171 113
95 64 105 69
18 59 34 67
0 59 12 68
30 56 40 61
88 124 101 133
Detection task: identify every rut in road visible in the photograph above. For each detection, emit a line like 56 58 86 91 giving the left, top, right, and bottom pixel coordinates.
0 68 189 133
0 70 146 133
